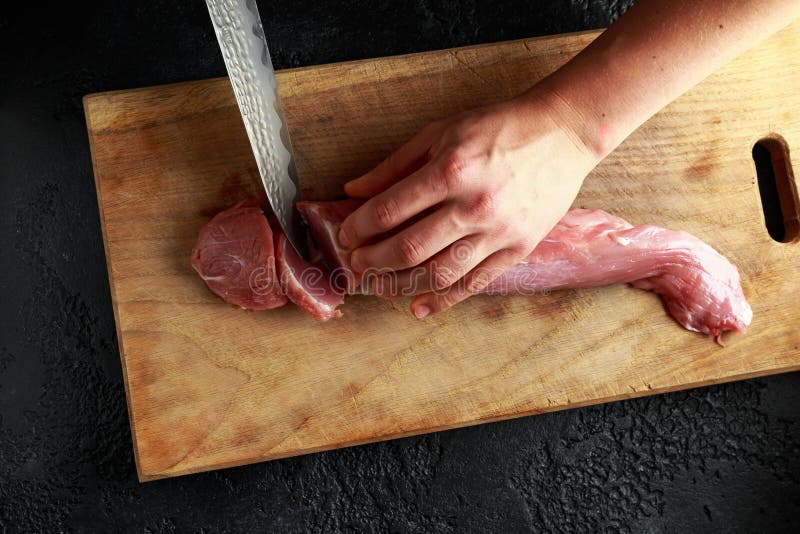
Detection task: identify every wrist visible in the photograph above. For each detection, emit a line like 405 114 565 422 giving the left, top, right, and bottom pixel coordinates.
519 77 616 165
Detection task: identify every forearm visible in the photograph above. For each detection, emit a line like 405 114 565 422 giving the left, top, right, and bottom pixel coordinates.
525 0 800 160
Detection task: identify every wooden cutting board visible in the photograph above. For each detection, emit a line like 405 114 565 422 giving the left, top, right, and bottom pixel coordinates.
85 24 800 481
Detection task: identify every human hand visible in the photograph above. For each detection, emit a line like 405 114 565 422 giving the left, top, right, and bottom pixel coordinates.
337 91 601 318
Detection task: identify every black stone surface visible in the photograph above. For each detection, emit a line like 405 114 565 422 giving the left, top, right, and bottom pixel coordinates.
1 1 799 531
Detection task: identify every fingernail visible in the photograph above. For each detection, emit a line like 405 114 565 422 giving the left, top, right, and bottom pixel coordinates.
414 305 431 319
338 228 351 248
350 249 364 273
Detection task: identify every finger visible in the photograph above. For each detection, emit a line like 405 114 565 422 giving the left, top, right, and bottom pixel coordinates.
349 204 466 274
372 235 490 298
344 121 444 198
339 163 448 249
410 248 521 317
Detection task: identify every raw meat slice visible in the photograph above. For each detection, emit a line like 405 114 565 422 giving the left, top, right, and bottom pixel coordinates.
275 228 345 321
298 200 752 339
191 199 287 310
296 199 362 292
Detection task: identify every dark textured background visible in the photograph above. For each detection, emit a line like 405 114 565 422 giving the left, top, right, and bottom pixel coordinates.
1 1 799 532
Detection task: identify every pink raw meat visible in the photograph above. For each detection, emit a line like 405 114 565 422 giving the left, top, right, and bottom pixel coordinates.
296 199 362 293
192 198 752 339
274 228 345 321
191 200 287 310
482 208 753 340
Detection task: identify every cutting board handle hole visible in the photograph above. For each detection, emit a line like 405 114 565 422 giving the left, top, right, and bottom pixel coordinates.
752 135 800 243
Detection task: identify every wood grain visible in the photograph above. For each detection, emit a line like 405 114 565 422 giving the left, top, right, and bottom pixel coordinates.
84 26 800 481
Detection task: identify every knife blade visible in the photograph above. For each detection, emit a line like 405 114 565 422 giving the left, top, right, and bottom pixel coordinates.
205 0 307 257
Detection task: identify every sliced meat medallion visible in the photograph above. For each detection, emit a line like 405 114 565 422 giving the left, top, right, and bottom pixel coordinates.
275 229 345 321
190 199 287 310
296 198 363 293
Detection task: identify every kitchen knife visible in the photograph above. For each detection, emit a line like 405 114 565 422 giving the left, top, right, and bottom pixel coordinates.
205 0 307 257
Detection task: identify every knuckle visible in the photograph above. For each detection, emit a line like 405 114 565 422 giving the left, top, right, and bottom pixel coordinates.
466 192 497 219
374 197 400 229
432 266 458 290
467 271 492 294
398 236 425 266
